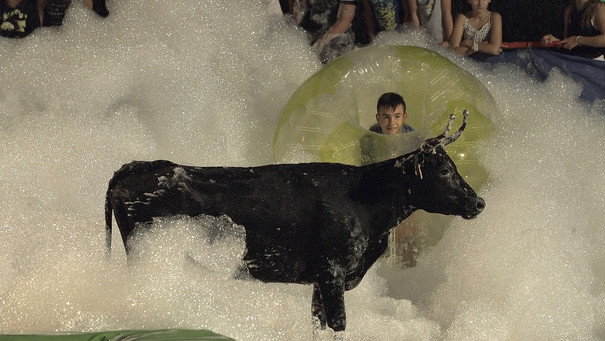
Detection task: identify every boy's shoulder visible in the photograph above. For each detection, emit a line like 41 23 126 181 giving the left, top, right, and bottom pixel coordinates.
369 123 382 133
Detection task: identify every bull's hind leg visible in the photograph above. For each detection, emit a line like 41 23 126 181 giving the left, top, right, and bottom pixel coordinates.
111 204 132 255
110 203 147 257
312 283 327 332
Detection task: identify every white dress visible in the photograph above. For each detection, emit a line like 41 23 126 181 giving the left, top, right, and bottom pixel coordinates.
463 12 492 44
417 0 445 42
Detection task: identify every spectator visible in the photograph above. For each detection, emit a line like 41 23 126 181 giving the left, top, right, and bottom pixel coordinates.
408 0 453 45
43 0 70 25
367 92 418 267
362 0 405 41
369 92 414 135
0 0 44 38
541 0 605 59
361 92 414 165
1 0 108 38
450 0 502 55
290 0 360 64
45 0 108 26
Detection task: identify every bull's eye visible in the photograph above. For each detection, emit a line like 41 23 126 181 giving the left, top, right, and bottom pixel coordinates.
440 169 450 177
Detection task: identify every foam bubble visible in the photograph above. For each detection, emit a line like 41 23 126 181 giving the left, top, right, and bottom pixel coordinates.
0 0 604 340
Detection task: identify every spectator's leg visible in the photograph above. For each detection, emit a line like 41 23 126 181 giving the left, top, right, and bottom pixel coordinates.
43 0 72 26
83 0 109 17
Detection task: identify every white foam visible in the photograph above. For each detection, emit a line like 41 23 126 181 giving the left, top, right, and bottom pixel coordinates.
0 1 604 340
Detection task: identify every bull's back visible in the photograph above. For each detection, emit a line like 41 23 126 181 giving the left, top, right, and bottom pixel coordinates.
107 160 336 225
107 160 365 282
108 160 177 189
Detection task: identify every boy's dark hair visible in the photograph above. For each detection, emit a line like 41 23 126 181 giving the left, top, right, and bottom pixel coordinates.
377 92 406 113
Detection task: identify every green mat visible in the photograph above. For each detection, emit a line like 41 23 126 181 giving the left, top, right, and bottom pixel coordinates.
0 329 234 341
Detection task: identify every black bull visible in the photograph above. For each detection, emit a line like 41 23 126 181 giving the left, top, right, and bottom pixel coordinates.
105 111 484 332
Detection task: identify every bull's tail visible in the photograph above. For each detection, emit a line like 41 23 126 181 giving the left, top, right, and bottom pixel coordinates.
104 193 113 257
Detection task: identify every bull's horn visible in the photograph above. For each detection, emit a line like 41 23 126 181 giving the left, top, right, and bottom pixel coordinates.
441 110 469 146
441 113 456 139
420 110 469 153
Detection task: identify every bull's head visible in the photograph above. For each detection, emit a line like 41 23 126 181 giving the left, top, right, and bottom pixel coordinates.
401 110 485 219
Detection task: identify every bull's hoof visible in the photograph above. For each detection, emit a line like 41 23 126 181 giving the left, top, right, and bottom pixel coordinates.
233 263 252 280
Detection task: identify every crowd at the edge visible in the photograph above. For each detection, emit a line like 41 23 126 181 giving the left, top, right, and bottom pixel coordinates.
2 0 604 63
281 0 605 64
0 0 107 37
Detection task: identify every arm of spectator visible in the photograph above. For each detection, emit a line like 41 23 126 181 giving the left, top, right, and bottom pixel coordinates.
477 12 502 55
450 13 470 55
314 3 356 49
441 0 453 44
557 4 604 51
572 3 605 49
541 34 561 45
361 0 377 42
408 0 420 29
563 5 571 38
289 0 309 26
543 5 570 45
37 0 47 25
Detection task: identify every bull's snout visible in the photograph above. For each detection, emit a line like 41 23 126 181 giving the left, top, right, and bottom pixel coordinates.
463 196 485 220
476 197 485 212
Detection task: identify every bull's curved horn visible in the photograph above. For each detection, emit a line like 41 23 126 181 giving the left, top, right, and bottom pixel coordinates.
441 110 469 146
440 113 457 139
419 110 469 153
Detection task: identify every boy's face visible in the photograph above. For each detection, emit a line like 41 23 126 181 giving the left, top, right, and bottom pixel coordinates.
376 104 406 135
